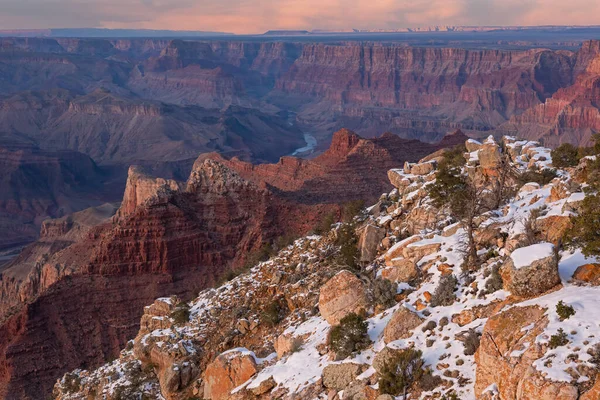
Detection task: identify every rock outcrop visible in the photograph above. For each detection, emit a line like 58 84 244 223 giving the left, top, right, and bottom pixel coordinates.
318 270 368 325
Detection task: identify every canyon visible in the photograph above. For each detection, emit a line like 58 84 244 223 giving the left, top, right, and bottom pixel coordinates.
1 33 600 399
0 129 466 398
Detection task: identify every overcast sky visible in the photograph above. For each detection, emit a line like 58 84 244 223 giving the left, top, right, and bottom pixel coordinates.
1 0 599 34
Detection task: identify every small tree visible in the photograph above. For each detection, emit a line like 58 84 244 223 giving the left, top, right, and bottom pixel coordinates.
378 348 426 397
430 163 488 270
551 143 580 168
430 274 458 307
564 191 600 257
336 223 360 270
328 313 370 360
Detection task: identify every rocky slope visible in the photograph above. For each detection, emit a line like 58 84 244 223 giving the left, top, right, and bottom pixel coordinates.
0 130 464 399
53 135 600 400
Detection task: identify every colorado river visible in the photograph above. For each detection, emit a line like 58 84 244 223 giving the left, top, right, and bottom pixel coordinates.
292 133 317 156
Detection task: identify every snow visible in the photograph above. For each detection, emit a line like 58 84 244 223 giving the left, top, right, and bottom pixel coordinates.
510 242 555 269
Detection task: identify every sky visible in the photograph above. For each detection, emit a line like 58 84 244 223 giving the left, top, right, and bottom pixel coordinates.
1 0 599 34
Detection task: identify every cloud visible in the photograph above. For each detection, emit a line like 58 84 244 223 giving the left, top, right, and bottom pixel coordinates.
0 0 598 34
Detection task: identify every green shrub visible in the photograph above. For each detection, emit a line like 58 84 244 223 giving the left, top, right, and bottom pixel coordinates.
342 199 366 222
556 301 576 321
314 211 337 235
549 328 569 349
430 275 458 307
328 313 371 360
260 299 288 327
335 223 359 270
551 143 580 168
170 302 191 325
517 167 557 186
378 348 426 396
564 192 600 257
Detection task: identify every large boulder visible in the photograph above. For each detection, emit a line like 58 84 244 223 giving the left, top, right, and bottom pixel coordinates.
322 363 365 391
536 215 572 245
387 169 412 190
382 307 423 344
381 258 418 283
410 161 436 176
204 349 258 400
478 138 502 171
319 271 369 325
501 243 560 297
475 306 548 399
357 224 385 263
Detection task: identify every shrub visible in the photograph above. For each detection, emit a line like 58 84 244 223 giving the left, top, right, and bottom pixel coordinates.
314 212 337 235
484 265 503 294
556 301 576 321
430 275 458 307
552 143 580 168
549 328 569 349
372 278 397 309
335 223 360 270
290 336 304 353
564 192 600 257
342 199 366 222
261 299 288 327
170 302 190 325
463 329 481 356
517 167 558 186
328 313 371 360
378 348 426 396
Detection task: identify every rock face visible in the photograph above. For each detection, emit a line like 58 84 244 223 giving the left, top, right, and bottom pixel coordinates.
322 363 364 391
204 350 258 400
500 243 560 297
0 143 112 250
318 270 368 325
501 40 600 147
475 306 578 400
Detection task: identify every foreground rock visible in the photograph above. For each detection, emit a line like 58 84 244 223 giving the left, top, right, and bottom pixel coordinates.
500 243 560 297
318 271 368 325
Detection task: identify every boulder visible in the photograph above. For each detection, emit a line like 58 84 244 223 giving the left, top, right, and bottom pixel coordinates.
402 242 441 263
357 224 385 263
536 215 572 245
384 236 422 263
250 377 276 396
381 258 418 282
274 333 306 359
572 263 600 285
410 161 436 176
451 301 502 327
475 306 549 399
319 271 369 325
383 307 423 344
387 169 411 190
478 139 502 171
322 363 364 391
203 349 258 400
500 243 560 297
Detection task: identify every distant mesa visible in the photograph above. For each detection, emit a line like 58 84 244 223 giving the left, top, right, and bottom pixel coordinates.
0 28 234 38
